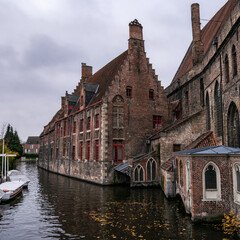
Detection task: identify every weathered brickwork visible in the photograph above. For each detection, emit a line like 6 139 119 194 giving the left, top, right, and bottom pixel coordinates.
39 19 168 185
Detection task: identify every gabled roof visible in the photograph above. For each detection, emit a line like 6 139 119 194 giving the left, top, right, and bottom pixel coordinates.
86 50 128 104
183 131 217 150
26 136 39 144
172 0 237 83
174 145 240 155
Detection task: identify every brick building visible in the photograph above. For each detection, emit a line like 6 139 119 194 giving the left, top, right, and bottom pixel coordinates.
148 0 240 221
23 136 40 155
39 19 168 185
39 0 240 221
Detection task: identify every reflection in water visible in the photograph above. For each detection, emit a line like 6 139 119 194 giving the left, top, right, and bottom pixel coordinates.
0 162 226 240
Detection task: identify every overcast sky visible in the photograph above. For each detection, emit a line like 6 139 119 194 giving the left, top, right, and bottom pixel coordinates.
0 0 228 142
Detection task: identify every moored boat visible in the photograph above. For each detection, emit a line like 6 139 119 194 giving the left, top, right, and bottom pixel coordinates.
0 189 4 203
0 181 24 202
7 170 30 188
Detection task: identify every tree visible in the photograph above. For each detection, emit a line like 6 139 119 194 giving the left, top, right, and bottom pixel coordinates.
4 124 23 156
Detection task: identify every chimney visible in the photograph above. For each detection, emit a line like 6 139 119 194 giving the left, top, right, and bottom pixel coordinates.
128 19 145 72
191 3 204 65
129 19 143 40
81 63 92 81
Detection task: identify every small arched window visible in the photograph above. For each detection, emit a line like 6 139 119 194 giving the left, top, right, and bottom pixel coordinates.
203 162 221 200
232 163 240 204
224 54 230 83
236 165 240 192
232 45 237 77
147 158 157 181
126 86 132 98
227 102 240 148
205 165 217 190
134 165 144 182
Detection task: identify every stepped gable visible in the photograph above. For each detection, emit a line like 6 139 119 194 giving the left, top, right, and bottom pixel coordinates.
85 50 128 104
172 0 237 83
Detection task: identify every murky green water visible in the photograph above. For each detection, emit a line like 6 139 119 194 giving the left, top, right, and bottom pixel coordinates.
0 161 227 239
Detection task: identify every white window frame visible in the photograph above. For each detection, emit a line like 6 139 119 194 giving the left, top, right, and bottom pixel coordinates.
202 161 221 201
233 163 240 204
134 164 145 182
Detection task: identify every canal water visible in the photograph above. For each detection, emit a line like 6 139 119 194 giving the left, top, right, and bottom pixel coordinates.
0 161 227 240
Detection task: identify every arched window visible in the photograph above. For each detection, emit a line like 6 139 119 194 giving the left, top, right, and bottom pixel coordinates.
134 165 144 182
224 54 230 83
147 158 157 181
214 81 222 136
200 78 204 107
232 45 237 77
203 162 221 200
205 165 217 190
112 95 124 128
232 163 240 204
227 102 240 147
206 92 211 130
236 165 240 192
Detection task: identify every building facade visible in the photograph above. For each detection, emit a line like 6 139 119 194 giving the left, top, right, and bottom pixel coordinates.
39 19 168 185
148 0 240 221
23 136 40 155
39 0 240 221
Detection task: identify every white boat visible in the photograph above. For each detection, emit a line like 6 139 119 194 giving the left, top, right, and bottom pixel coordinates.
7 170 30 188
0 181 24 202
0 189 5 203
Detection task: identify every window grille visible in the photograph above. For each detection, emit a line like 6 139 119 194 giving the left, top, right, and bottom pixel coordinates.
126 87 132 98
153 116 162 129
113 140 123 163
113 106 123 128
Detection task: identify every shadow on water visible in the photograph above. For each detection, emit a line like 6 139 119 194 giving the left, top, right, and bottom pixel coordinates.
0 162 227 240
37 167 226 240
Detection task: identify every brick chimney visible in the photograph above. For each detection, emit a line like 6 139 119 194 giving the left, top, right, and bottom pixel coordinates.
191 3 204 65
81 63 92 81
129 19 143 40
128 19 145 72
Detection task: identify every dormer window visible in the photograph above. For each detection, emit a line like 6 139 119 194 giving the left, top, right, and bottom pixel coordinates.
126 87 132 98
149 90 154 100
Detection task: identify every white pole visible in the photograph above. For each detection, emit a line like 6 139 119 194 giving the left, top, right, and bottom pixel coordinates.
4 155 6 181
1 138 4 182
7 155 9 173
